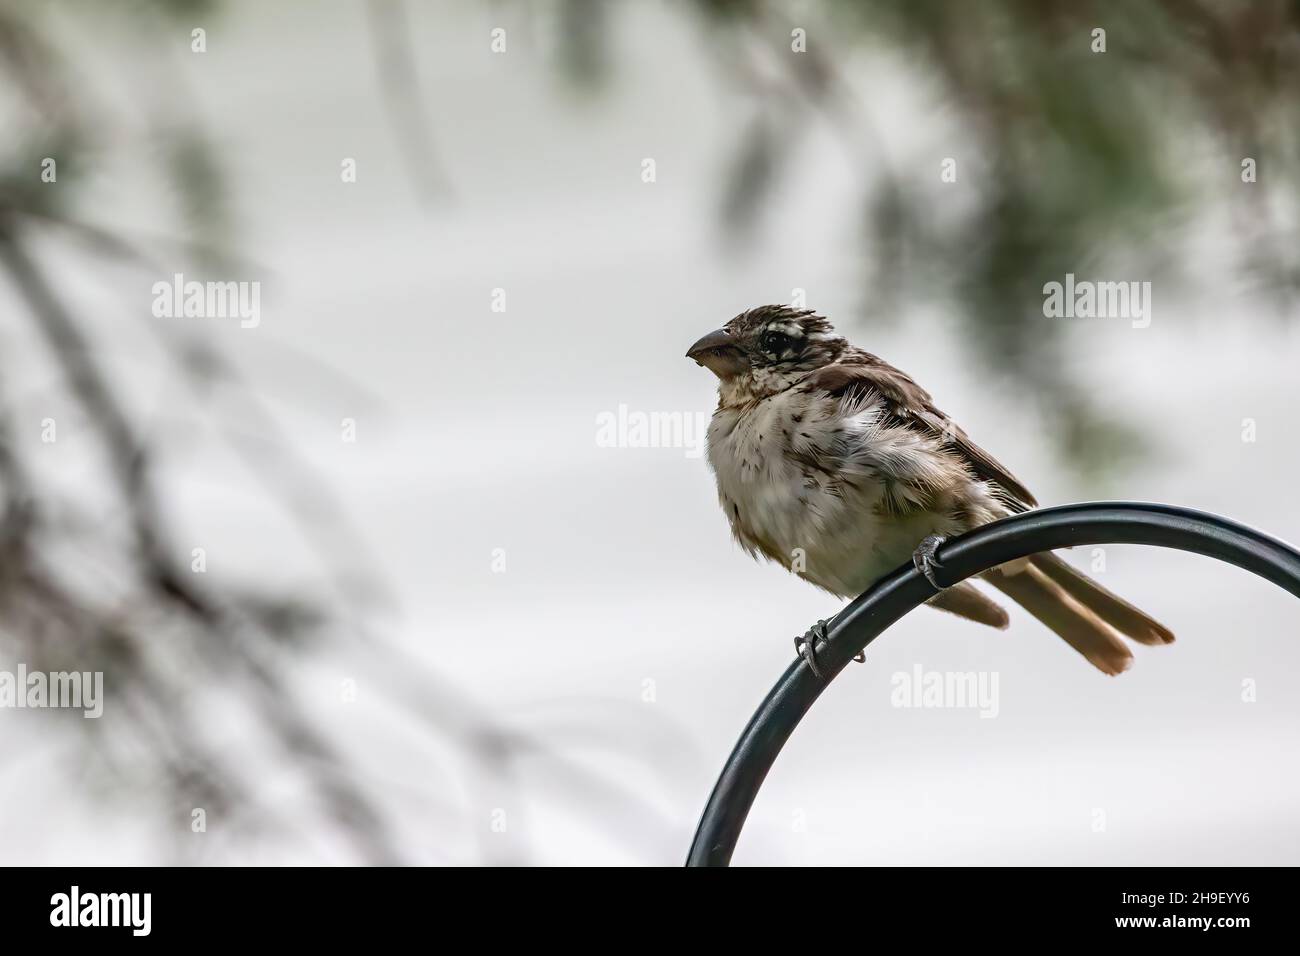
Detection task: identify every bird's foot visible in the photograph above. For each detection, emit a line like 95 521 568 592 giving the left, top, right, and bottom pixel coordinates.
912 533 949 590
794 619 830 679
795 618 865 678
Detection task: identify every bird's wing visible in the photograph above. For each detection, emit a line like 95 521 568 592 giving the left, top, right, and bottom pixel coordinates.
803 352 1038 512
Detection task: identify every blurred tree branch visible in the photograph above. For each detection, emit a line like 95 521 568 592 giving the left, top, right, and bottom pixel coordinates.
0 0 679 864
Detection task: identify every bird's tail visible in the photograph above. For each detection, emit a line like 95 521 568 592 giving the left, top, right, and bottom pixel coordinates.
985 553 1174 675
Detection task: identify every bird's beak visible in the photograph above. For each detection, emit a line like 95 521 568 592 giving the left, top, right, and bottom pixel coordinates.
686 328 748 380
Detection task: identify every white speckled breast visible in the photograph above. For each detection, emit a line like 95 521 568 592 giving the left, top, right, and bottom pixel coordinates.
706 386 1000 598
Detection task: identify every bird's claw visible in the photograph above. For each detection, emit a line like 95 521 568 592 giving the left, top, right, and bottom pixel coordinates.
913 533 949 590
794 619 830 679
795 618 867 678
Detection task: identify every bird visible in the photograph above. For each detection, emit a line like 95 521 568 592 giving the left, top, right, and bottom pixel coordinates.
686 304 1173 675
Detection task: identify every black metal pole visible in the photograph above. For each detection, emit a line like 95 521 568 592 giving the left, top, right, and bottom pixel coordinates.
685 501 1300 867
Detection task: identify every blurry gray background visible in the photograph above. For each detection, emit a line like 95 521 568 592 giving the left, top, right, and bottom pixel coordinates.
0 0 1297 865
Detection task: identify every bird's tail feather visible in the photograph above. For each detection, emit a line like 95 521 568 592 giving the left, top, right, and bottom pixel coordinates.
1029 552 1175 646
927 581 1010 629
984 559 1168 675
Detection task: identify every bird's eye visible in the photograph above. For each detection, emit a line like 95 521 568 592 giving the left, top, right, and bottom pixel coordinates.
759 330 791 355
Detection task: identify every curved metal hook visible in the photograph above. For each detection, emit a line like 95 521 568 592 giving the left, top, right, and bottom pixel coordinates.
685 502 1300 866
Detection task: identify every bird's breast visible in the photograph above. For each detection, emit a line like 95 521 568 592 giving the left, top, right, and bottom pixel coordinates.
706 393 906 594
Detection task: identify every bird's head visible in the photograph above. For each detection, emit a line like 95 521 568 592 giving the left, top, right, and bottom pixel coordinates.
686 305 845 402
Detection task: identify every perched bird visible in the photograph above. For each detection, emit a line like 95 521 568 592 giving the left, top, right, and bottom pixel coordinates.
686 305 1173 675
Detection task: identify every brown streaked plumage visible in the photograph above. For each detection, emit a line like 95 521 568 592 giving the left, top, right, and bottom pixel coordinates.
687 305 1174 675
